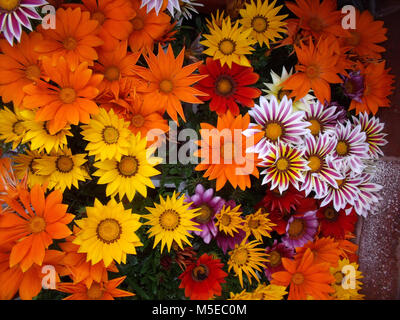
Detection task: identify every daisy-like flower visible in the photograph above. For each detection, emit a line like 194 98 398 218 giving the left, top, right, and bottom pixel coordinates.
281 210 319 249
250 283 287 300
215 204 244 237
295 237 341 267
244 96 310 159
0 107 29 149
13 150 49 188
301 133 343 197
184 184 225 244
93 133 161 201
228 239 269 287
263 67 314 112
73 198 143 267
22 57 103 135
352 112 387 159
242 208 275 242
0 0 47 46
329 258 364 300
331 121 369 174
35 7 103 69
260 142 308 194
194 58 261 116
81 108 131 161
135 44 207 123
57 277 134 300
238 0 287 48
34 147 90 192
0 184 73 272
201 16 256 68
178 253 227 300
353 173 383 218
303 99 339 136
264 240 294 281
143 192 202 252
271 248 335 300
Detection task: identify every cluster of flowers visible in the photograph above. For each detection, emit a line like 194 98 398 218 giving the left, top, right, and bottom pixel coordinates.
0 0 394 300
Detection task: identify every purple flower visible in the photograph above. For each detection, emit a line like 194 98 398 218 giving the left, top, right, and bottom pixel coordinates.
185 184 225 244
0 0 47 46
281 210 319 249
215 229 246 254
264 240 294 281
342 71 364 103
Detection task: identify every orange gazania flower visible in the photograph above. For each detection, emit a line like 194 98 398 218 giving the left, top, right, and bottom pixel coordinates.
0 32 43 108
195 111 261 191
35 7 103 70
68 0 136 52
348 62 394 115
0 184 74 272
136 44 208 123
57 276 134 300
128 0 172 54
93 40 142 98
295 237 341 267
271 248 335 300
22 57 103 134
283 37 342 103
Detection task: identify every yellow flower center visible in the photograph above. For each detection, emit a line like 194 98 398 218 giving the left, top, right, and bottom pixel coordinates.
25 64 41 81
131 16 144 30
335 179 345 188
251 15 268 33
92 11 106 25
334 271 344 285
59 87 77 104
131 114 145 128
305 65 321 80
102 126 120 144
191 264 209 282
220 213 231 226
336 141 349 156
159 209 180 231
308 119 322 136
196 204 213 224
247 217 260 229
63 36 78 50
288 218 305 239
86 283 104 300
276 157 289 172
323 207 338 221
232 248 248 266
218 39 236 55
0 0 19 11
56 155 74 173
308 155 322 173
96 218 121 244
117 156 138 177
29 216 46 233
269 250 282 267
12 120 25 135
308 17 324 32
159 79 174 93
264 122 283 141
292 272 305 285
215 77 234 96
104 66 120 81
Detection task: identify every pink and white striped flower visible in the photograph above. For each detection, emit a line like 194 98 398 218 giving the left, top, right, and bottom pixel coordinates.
243 95 310 159
0 0 47 46
331 121 370 174
301 133 343 197
353 173 383 217
352 112 387 160
304 100 339 137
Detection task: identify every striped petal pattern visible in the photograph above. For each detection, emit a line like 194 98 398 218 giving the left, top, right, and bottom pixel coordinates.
303 100 339 136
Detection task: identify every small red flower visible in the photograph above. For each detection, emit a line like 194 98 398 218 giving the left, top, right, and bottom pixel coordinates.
178 253 227 300
317 204 358 239
195 58 261 116
256 185 305 215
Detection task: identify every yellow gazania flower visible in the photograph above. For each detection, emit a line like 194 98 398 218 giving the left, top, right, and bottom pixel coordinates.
81 108 131 161
250 283 287 300
13 150 49 188
242 208 276 242
228 239 269 287
34 147 90 192
143 192 202 253
73 198 143 267
201 16 256 68
239 0 287 48
0 107 30 149
93 133 161 201
22 111 73 153
330 258 365 300
215 204 245 237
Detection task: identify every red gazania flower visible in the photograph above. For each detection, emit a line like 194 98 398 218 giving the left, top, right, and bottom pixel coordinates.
195 58 261 116
178 253 227 300
256 185 305 215
317 204 358 240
